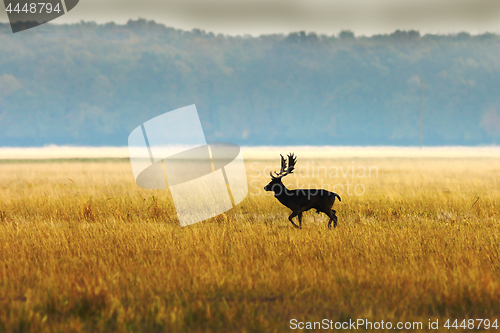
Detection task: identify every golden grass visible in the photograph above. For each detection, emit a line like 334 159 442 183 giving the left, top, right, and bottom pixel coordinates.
0 157 499 332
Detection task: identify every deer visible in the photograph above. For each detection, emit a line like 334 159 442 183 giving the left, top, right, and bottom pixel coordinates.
264 153 341 229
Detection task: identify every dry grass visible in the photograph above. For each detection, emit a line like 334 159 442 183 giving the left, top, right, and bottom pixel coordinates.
0 157 499 332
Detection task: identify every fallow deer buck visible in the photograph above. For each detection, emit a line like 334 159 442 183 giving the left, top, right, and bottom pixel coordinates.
264 153 341 229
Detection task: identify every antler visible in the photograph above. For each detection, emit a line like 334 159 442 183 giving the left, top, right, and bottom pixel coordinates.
280 154 287 175
270 154 285 179
287 153 297 173
270 153 297 179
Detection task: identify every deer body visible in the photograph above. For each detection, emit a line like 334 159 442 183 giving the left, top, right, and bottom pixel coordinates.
264 154 341 229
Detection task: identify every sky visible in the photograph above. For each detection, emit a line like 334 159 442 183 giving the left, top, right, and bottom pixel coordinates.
1 0 500 36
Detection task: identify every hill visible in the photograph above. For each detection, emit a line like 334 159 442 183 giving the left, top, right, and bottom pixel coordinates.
1 20 500 146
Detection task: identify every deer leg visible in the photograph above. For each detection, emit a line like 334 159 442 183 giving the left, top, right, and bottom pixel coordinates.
326 210 338 228
288 212 301 229
298 212 303 227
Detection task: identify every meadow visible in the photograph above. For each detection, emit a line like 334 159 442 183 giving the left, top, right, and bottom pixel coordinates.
0 152 499 332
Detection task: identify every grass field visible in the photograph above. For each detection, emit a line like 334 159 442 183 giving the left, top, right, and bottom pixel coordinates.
0 153 499 332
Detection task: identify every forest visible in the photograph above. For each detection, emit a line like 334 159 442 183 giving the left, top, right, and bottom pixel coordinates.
0 19 499 146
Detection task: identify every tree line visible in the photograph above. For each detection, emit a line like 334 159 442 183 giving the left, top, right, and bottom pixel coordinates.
0 19 499 146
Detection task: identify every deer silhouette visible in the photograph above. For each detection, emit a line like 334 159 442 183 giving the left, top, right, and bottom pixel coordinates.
264 153 341 229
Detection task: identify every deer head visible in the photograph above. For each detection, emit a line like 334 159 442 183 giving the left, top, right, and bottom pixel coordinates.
264 153 297 193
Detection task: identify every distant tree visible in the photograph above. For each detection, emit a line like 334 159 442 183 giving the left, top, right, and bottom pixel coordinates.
339 30 355 40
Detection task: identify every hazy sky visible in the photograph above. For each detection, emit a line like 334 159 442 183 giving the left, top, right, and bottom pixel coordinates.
1 0 500 36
